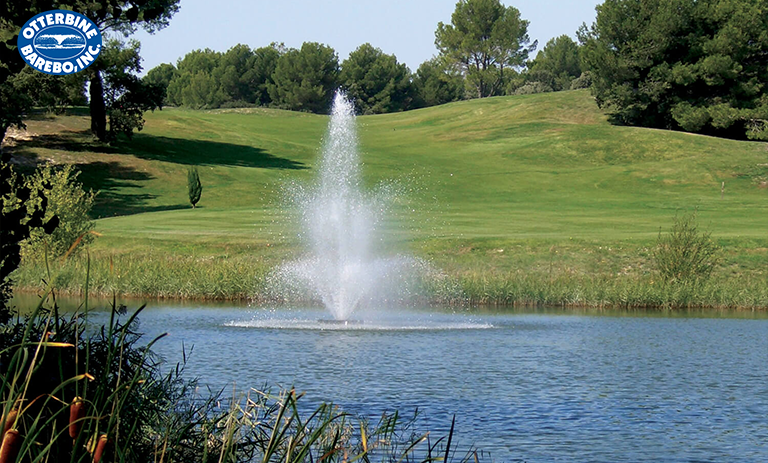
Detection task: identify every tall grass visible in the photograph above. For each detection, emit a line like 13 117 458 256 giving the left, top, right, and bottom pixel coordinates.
12 250 768 310
451 270 768 310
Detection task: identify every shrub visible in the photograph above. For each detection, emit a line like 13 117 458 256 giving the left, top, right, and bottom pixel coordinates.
569 71 592 90
0 155 58 322
652 211 721 284
187 166 202 208
514 81 553 95
22 164 95 259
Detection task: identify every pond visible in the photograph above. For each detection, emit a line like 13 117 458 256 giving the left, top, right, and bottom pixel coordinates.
14 296 768 462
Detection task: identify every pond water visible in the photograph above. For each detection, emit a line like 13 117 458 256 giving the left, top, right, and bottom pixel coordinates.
14 297 768 462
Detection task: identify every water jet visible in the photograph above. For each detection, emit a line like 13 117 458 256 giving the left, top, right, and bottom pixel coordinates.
274 91 418 321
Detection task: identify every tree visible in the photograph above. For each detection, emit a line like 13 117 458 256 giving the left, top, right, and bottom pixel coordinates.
412 58 465 108
165 49 225 108
187 167 202 208
12 68 87 113
155 44 281 109
98 39 165 140
245 44 282 106
0 1 179 143
143 62 176 104
580 0 768 140
435 0 537 98
527 35 582 91
268 42 339 113
340 43 413 114
84 0 180 141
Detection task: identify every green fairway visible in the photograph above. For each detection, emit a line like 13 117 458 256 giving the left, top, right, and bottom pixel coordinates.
10 90 768 307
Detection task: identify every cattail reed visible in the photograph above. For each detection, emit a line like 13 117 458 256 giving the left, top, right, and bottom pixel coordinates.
1 410 17 441
92 434 108 463
69 397 86 440
0 429 22 463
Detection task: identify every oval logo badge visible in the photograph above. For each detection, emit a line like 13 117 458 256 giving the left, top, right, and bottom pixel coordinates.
17 10 103 75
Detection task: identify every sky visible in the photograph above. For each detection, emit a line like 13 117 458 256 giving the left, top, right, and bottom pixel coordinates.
132 0 602 75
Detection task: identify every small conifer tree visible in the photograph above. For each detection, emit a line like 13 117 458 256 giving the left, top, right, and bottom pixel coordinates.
187 167 202 208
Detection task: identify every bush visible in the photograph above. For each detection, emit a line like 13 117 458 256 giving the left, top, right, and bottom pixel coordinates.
0 155 58 321
569 72 592 90
22 164 95 259
514 81 553 95
652 211 721 284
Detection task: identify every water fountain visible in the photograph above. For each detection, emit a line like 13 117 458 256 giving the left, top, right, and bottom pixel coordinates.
275 91 417 321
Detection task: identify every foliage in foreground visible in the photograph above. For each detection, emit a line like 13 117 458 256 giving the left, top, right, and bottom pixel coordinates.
0 153 58 322
20 163 96 259
0 296 477 462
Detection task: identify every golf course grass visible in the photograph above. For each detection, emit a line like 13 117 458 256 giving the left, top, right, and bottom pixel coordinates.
8 90 768 308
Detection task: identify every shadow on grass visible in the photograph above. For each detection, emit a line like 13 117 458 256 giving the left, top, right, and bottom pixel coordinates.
119 133 308 169
75 161 189 218
15 129 307 170
12 128 307 217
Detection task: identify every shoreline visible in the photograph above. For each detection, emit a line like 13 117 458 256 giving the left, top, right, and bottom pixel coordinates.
12 285 768 313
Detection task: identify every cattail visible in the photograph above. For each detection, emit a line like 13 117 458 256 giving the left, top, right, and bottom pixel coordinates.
92 434 108 463
69 397 86 440
1 410 17 441
0 429 22 463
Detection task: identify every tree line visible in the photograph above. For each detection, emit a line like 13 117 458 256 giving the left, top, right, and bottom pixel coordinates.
141 17 588 114
1 0 766 145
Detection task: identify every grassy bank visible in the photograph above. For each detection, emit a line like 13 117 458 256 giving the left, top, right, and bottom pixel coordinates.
7 90 768 309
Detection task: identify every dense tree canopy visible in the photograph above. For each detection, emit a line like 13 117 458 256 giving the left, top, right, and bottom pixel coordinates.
165 49 226 108
158 44 282 109
412 58 465 107
340 43 412 114
580 0 768 140
527 35 582 92
435 0 536 98
268 42 339 113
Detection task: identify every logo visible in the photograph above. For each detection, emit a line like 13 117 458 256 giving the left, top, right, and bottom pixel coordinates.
17 10 102 75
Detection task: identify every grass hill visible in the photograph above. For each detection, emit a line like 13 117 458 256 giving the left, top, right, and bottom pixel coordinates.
9 90 768 307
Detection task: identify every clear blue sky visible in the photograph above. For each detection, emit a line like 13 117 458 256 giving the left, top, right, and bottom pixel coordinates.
133 0 601 75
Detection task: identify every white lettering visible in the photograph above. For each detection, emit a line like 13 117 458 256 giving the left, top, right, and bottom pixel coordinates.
22 27 34 39
65 14 75 25
77 18 91 34
20 45 33 55
62 62 74 73
26 52 38 64
29 21 40 32
34 56 46 69
80 52 94 65
54 13 64 24
35 18 46 29
45 14 53 26
53 61 62 73
43 60 52 72
85 28 97 39
88 45 100 55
